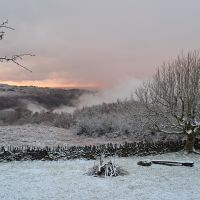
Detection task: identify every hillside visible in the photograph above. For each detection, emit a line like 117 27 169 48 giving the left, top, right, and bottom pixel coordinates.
0 84 184 143
0 84 91 111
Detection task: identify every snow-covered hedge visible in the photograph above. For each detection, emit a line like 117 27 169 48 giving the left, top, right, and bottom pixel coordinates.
72 100 148 137
16 110 74 129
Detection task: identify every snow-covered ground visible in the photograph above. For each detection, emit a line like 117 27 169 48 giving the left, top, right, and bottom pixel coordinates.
0 124 133 147
0 152 199 200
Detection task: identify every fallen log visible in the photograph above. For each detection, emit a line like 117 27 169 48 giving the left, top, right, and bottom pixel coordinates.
152 160 194 167
137 160 194 167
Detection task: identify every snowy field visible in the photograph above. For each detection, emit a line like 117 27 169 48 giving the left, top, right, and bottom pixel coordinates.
0 152 200 200
0 124 133 147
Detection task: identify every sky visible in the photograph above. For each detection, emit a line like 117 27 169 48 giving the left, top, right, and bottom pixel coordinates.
0 0 200 89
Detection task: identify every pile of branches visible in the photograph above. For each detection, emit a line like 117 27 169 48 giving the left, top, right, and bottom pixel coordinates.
87 156 128 177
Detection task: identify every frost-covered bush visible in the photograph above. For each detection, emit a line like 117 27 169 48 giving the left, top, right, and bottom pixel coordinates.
16 110 74 129
52 112 74 129
75 113 118 136
73 100 147 137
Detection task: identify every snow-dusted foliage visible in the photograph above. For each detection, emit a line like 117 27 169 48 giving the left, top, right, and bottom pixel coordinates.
73 100 149 137
16 110 74 129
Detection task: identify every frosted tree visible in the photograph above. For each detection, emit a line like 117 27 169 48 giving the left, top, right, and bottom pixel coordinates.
0 20 34 72
136 51 200 153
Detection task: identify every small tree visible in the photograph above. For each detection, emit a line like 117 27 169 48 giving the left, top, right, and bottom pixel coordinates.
136 51 200 153
0 20 34 72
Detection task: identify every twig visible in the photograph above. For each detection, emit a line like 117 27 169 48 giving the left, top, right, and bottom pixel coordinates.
0 20 15 40
0 54 35 72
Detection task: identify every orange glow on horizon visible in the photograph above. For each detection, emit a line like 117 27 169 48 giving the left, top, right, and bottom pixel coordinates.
0 80 100 89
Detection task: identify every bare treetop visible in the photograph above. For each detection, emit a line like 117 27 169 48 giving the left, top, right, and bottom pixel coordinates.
136 51 200 153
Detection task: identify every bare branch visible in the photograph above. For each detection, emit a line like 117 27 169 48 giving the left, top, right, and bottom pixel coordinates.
0 20 15 30
0 54 35 72
0 20 35 72
0 20 14 40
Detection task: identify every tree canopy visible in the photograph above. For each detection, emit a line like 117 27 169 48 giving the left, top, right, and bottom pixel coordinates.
136 51 200 153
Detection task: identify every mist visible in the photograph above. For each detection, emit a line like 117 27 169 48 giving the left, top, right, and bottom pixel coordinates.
76 78 142 108
34 78 143 113
23 100 47 113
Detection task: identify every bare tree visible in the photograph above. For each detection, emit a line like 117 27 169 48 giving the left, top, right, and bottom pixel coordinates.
136 51 200 153
0 20 34 72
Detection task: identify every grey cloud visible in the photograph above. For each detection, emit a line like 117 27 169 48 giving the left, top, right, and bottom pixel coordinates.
1 0 200 87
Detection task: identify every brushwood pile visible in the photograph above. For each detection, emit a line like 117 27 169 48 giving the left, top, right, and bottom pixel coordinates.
87 161 129 177
0 139 200 162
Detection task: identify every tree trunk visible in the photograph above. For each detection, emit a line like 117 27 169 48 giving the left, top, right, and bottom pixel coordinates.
184 133 196 153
